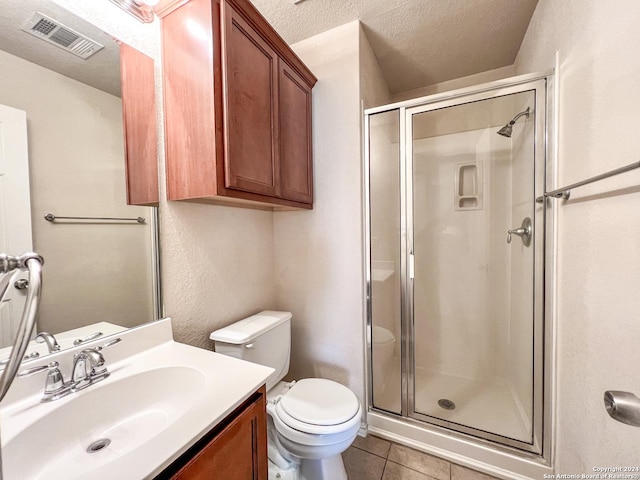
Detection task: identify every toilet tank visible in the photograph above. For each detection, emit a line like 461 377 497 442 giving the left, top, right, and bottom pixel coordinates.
210 310 291 391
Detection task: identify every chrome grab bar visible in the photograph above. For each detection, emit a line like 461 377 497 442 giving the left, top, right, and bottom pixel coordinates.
0 254 44 403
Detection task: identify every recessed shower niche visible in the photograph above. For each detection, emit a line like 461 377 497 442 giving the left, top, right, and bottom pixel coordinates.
454 161 482 210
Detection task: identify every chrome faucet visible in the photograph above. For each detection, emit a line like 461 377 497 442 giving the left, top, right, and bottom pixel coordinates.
35 332 61 353
72 348 108 390
18 337 121 402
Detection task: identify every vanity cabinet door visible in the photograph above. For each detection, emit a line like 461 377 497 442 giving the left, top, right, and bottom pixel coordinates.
222 2 279 198
165 387 267 480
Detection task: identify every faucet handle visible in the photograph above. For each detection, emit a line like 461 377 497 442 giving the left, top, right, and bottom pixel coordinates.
19 362 67 400
97 337 122 351
18 361 61 387
18 361 58 376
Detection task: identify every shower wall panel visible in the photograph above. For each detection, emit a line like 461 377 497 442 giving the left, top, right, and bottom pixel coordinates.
412 129 511 382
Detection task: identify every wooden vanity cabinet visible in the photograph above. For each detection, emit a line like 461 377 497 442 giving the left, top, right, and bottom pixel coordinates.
160 0 316 209
158 386 267 479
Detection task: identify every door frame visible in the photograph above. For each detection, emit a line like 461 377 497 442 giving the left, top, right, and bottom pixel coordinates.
403 79 547 454
363 72 554 462
0 104 33 348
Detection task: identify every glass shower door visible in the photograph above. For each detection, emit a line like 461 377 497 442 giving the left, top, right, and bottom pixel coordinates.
368 109 402 414
406 85 545 451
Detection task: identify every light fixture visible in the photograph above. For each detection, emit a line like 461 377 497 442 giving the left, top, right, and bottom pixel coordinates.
109 0 158 23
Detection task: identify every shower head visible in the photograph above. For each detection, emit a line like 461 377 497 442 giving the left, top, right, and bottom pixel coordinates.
497 124 514 138
497 107 531 138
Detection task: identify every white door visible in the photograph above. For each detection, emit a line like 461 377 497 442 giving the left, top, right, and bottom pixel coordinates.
0 104 34 348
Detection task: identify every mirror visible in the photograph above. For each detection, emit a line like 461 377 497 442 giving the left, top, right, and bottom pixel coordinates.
0 0 161 361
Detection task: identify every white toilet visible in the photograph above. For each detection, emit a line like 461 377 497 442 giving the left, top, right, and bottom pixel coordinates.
210 311 362 480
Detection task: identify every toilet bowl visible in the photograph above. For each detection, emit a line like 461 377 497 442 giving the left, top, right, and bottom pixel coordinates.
372 325 395 393
210 311 362 480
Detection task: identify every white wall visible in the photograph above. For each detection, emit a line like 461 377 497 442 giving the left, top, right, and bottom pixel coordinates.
273 21 365 401
515 0 640 469
0 49 154 333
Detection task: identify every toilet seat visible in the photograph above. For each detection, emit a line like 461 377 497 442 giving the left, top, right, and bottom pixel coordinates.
271 378 362 437
280 379 359 425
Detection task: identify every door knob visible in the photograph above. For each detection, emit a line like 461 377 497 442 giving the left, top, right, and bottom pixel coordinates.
507 217 532 247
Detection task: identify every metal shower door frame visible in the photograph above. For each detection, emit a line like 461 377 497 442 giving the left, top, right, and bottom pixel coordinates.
402 78 548 454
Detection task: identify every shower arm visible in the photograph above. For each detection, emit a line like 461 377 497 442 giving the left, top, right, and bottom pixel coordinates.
508 107 530 126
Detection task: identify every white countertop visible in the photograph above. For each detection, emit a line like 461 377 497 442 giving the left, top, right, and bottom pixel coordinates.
0 318 274 480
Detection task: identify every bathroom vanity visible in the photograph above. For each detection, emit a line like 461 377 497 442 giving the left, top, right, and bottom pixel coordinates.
0 319 273 480
159 386 267 479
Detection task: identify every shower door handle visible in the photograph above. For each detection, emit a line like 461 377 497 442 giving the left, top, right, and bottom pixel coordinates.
507 217 532 247
408 254 415 280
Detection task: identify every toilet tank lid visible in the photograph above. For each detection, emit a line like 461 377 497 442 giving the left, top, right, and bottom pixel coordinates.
209 310 292 344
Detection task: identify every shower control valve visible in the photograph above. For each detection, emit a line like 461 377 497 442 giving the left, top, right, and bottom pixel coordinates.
507 217 532 247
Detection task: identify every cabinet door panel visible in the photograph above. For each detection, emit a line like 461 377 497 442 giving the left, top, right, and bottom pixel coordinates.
169 391 267 479
278 61 312 204
120 42 159 206
223 3 278 197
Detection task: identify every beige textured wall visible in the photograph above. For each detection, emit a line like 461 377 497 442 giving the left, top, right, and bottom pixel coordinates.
273 21 384 404
359 26 391 109
0 49 154 333
391 65 515 103
162 202 276 348
515 0 640 469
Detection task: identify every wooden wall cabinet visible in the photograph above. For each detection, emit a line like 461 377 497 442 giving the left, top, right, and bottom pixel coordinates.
120 42 159 207
161 0 316 209
157 387 267 479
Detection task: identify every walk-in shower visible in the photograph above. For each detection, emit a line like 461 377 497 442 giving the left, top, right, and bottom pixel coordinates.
364 73 552 471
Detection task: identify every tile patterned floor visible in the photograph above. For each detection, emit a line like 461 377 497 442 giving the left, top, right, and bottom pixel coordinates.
342 434 501 480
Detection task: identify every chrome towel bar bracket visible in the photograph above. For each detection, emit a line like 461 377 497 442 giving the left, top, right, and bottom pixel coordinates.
536 160 640 203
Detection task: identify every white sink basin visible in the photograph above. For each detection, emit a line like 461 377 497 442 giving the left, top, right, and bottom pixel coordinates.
4 366 205 479
0 319 273 480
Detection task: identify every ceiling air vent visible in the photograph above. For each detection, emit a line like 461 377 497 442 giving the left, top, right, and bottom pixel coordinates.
21 12 104 60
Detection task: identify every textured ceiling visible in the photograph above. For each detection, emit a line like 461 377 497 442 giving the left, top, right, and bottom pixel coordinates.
251 0 539 94
1 0 120 97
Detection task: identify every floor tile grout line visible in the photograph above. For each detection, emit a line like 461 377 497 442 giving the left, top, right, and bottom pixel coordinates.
350 443 392 460
384 459 446 480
